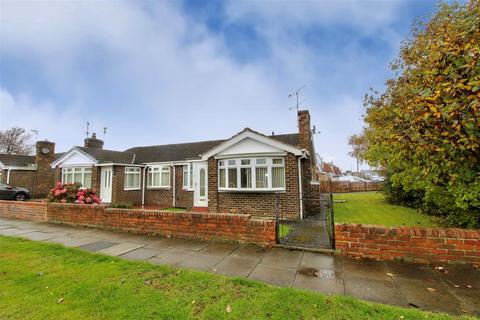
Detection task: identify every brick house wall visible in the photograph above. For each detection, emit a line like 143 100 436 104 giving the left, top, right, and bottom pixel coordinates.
2 170 35 191
174 165 193 209
110 166 143 204
144 166 174 207
33 141 56 197
208 153 300 219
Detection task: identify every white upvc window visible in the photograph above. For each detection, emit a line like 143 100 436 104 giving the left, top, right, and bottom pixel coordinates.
182 163 194 190
61 167 92 188
147 165 170 188
218 157 285 191
124 167 140 190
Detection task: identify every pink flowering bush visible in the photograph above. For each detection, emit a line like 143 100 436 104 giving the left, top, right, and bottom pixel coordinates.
48 182 101 205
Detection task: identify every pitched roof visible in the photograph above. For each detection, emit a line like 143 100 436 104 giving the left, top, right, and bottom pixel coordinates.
125 133 300 163
76 147 137 164
0 154 35 167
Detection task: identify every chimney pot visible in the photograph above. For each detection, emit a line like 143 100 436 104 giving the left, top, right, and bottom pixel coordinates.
84 132 104 149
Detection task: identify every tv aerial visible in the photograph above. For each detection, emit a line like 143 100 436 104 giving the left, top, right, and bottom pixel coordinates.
288 85 306 112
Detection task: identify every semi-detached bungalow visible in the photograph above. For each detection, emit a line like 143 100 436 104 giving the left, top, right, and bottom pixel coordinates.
51 110 319 219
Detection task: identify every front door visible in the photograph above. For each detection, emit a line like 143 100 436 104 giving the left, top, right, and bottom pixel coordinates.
193 162 208 207
100 166 113 203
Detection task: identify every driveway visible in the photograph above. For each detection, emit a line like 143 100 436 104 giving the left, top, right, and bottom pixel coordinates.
0 217 478 316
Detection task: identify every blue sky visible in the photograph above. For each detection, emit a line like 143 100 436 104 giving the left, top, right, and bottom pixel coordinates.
0 0 440 170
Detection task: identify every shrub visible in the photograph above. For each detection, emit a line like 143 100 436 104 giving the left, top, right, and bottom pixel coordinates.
48 182 101 205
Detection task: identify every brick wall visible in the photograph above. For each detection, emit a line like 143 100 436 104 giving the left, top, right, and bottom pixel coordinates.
0 200 47 222
208 153 300 219
4 170 36 192
335 224 480 264
46 203 276 246
174 165 193 209
111 166 143 204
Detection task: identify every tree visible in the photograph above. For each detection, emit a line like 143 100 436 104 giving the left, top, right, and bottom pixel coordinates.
348 133 367 172
359 1 480 227
0 127 33 155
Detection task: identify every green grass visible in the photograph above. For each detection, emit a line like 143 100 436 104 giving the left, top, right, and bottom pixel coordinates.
334 192 438 227
0 236 457 320
278 223 291 238
163 207 188 212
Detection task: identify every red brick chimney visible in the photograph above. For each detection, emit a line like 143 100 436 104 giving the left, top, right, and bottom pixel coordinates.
84 133 104 149
34 140 56 197
298 110 312 153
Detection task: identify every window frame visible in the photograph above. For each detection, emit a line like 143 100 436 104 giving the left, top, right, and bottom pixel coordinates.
182 163 194 191
124 167 141 190
61 166 92 188
218 157 286 192
147 165 171 189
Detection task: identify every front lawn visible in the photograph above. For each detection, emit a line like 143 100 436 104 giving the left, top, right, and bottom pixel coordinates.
334 192 438 228
0 236 454 319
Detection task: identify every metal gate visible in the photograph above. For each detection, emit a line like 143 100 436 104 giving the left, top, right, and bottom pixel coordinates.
276 193 335 250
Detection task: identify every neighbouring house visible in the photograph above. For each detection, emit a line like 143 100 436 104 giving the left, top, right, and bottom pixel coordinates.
51 110 319 219
318 160 342 181
0 141 60 197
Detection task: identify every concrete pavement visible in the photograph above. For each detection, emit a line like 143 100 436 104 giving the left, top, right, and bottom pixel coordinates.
0 217 478 316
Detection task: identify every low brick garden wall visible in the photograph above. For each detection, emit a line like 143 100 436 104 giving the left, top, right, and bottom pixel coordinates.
0 200 47 222
335 224 480 264
46 203 276 246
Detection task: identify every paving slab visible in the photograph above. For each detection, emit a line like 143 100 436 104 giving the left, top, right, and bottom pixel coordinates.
20 231 57 241
176 253 225 272
384 261 439 281
120 248 163 261
98 242 145 256
342 257 389 281
213 256 259 277
144 238 180 250
0 228 34 236
260 248 303 269
80 240 118 252
301 252 342 270
63 237 103 247
231 244 269 260
46 235 78 245
293 269 344 295
198 243 239 257
168 238 210 251
249 264 297 287
393 276 466 315
344 276 408 307
149 249 192 266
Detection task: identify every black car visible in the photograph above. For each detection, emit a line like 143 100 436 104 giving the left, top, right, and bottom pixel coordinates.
0 183 32 201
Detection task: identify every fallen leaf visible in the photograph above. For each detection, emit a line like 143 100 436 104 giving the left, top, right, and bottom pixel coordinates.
212 268 217 272
144 280 152 286
466 285 472 289
461 309 469 313
57 298 64 304
387 273 395 277
37 272 44 276
192 300 196 304
454 284 460 288
226 303 232 313
176 270 181 275
427 287 437 293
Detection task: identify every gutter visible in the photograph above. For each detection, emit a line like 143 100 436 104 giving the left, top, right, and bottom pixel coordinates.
298 150 308 219
142 166 147 208
171 163 176 207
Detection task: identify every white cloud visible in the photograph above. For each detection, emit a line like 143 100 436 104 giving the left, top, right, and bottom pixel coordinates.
0 0 407 169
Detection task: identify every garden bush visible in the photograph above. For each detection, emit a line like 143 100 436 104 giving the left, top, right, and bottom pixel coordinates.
48 182 101 205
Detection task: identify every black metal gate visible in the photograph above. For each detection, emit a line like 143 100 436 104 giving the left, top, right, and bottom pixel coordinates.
276 193 335 250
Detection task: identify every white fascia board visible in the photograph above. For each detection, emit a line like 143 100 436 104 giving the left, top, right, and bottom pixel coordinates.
96 163 145 167
214 152 287 160
201 130 302 160
1 165 37 171
51 147 98 168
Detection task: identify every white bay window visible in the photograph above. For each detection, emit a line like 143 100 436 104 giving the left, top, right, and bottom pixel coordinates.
218 158 285 191
61 167 92 188
148 166 170 188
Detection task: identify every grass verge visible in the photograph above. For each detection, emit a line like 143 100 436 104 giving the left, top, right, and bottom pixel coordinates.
0 235 457 319
333 192 438 227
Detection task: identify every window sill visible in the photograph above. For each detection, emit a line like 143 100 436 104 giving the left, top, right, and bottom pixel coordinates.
147 186 171 190
182 188 194 192
124 188 141 191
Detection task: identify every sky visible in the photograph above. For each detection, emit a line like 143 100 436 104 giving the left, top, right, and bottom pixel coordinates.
0 0 441 171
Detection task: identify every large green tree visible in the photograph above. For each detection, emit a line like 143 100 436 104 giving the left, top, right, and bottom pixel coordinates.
360 1 480 227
